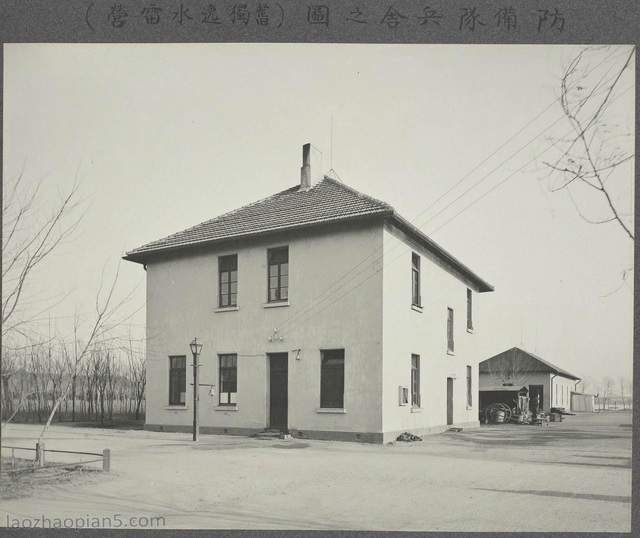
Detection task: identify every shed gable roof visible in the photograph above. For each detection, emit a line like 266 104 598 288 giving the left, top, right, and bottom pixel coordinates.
479 347 580 380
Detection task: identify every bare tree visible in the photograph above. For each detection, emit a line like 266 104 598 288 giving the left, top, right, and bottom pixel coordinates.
544 46 635 241
2 167 87 339
1 341 20 420
124 337 146 420
601 376 615 410
578 376 592 394
485 348 540 387
619 376 632 410
33 265 138 459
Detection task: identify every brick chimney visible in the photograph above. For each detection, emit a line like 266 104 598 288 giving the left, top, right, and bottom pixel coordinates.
300 143 323 190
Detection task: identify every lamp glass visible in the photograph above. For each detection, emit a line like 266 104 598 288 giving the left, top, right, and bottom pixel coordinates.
190 338 203 355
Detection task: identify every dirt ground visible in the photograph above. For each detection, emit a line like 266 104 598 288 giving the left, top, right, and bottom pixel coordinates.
0 410 632 532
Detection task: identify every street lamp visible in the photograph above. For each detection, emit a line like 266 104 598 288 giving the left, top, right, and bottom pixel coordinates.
190 338 203 441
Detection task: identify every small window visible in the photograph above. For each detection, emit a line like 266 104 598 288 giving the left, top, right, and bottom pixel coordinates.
219 254 238 307
169 356 186 406
268 247 289 302
411 253 421 306
466 365 472 407
447 308 454 353
219 354 237 405
467 289 473 331
411 354 420 407
320 349 344 408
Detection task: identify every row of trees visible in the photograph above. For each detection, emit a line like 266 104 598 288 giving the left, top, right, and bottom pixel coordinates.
2 335 145 425
2 163 146 442
578 376 633 411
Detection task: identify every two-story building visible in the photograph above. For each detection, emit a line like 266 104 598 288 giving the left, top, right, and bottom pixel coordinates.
124 144 494 443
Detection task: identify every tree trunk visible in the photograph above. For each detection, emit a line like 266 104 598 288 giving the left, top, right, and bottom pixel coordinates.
100 390 105 426
71 375 76 421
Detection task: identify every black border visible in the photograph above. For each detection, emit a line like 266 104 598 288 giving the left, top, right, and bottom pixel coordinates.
0 1 637 538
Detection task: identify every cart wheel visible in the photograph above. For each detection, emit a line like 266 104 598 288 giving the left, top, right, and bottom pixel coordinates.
486 403 511 424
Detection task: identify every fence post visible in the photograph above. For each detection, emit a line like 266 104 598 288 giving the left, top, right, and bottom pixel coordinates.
35 442 45 467
103 449 110 472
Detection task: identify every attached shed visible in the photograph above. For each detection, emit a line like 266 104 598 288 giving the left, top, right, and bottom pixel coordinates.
571 392 595 412
479 347 580 412
479 386 529 412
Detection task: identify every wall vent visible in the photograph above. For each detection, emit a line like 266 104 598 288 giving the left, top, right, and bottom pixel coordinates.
399 386 409 406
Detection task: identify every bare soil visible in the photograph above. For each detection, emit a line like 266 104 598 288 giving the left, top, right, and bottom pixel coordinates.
0 410 631 531
1 457 105 500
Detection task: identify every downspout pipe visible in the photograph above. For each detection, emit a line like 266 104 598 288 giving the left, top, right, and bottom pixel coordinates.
550 371 558 411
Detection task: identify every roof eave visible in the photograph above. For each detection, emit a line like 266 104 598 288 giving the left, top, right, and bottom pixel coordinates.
386 213 494 293
123 210 394 265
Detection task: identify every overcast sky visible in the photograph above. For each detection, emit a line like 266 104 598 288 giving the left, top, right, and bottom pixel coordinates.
3 43 634 385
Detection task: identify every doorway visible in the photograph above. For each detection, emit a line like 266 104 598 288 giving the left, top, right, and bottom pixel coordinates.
269 353 288 431
446 377 454 425
529 385 544 413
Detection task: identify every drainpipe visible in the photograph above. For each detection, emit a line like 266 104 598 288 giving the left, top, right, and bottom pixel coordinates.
550 372 558 411
571 379 581 412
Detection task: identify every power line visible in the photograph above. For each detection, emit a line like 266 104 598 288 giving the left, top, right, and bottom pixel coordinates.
272 47 626 335
280 98 624 329
279 82 634 339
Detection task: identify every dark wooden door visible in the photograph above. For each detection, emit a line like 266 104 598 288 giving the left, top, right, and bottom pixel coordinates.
529 385 544 413
447 377 454 425
269 354 288 431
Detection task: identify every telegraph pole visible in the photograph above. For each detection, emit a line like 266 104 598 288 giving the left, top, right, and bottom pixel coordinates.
190 338 203 441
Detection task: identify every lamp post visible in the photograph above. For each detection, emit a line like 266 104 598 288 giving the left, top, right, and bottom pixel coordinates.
190 338 203 441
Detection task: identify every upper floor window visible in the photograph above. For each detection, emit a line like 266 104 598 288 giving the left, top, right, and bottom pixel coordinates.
447 308 454 353
467 289 473 331
411 253 421 306
411 354 421 407
268 247 289 302
219 254 238 307
320 349 345 409
169 356 186 406
219 354 237 405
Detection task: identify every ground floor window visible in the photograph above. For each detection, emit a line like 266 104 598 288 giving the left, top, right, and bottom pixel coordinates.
169 356 186 405
320 349 344 408
219 354 237 405
466 365 472 407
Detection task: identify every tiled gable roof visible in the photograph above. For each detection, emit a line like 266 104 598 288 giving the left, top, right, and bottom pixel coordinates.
124 177 393 261
480 347 580 380
124 176 494 293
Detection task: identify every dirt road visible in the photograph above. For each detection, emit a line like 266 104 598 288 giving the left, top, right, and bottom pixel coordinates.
1 411 631 531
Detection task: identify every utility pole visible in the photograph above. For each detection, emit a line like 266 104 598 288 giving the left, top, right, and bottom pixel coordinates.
190 338 203 441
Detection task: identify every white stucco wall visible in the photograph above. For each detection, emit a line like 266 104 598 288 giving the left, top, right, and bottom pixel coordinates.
380 223 487 441
144 219 385 437
550 374 577 410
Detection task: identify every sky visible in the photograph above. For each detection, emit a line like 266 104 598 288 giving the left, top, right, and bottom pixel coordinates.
3 43 635 386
